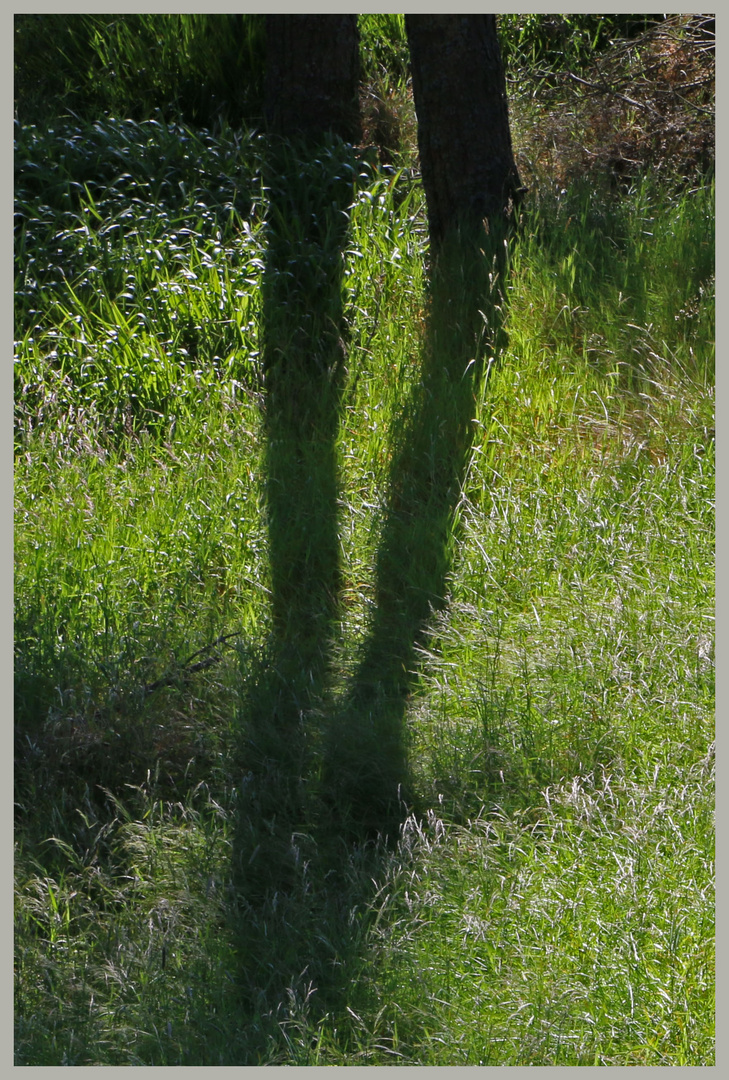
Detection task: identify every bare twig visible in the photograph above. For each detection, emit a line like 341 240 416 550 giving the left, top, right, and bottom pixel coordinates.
179 631 243 669
668 91 714 117
143 631 242 695
566 71 662 117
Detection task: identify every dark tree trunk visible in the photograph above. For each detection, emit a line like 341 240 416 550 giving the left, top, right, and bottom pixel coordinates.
265 14 361 143
405 14 522 251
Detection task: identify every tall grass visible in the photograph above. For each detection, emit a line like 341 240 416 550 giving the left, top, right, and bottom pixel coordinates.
14 14 265 128
15 28 713 1067
497 13 663 73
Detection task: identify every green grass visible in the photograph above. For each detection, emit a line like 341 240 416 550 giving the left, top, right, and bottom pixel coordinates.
497 13 663 74
15 39 713 1067
14 13 266 128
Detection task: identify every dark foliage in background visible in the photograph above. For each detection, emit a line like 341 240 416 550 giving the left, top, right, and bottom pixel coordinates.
14 13 266 129
14 13 679 132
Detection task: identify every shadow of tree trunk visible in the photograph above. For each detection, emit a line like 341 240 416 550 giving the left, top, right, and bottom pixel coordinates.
318 224 510 845
232 137 354 903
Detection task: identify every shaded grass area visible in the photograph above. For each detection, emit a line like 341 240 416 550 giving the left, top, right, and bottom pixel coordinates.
14 13 266 129
14 108 713 1064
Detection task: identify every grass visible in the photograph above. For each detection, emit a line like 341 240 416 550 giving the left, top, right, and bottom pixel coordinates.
14 13 266 129
15 16 714 1067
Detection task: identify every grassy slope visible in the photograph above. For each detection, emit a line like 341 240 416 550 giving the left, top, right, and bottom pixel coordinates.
14 19 714 1068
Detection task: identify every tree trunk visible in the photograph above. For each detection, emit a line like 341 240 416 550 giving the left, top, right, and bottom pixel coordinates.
405 14 522 251
265 14 361 143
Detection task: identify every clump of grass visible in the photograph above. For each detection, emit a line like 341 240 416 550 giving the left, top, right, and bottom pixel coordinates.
330 747 714 1065
498 13 665 75
15 117 266 450
15 776 245 1065
507 176 714 395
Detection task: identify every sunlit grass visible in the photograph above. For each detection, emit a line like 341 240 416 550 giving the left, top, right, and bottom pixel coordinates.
338 749 714 1066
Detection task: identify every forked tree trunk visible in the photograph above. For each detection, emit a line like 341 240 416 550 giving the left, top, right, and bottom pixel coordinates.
265 14 361 142
405 14 522 251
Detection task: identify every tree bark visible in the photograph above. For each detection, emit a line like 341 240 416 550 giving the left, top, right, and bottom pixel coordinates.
265 14 361 143
405 14 522 251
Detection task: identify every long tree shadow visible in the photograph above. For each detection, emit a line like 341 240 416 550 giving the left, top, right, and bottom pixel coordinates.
232 136 354 895
230 138 511 1052
318 224 510 848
